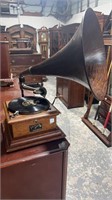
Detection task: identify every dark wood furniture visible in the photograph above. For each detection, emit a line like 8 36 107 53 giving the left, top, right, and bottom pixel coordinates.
0 78 69 199
58 23 79 50
0 29 10 80
9 53 46 83
49 23 79 57
49 25 61 57
56 78 85 108
49 23 85 108
0 30 9 41
1 137 69 199
82 94 111 147
95 11 108 32
38 26 48 59
6 24 37 52
0 31 13 85
6 24 47 83
97 96 111 131
97 11 112 131
10 53 47 84
0 41 10 79
103 11 112 96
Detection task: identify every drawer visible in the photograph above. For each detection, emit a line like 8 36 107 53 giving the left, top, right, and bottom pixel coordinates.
25 75 46 83
11 66 46 83
10 54 42 65
11 66 29 76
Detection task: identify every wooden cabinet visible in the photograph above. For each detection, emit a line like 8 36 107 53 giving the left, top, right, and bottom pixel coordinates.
56 78 85 108
1 137 69 199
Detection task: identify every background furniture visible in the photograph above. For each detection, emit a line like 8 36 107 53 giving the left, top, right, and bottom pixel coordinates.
49 23 79 57
97 96 111 131
0 27 13 86
5 24 47 84
49 25 61 57
6 24 37 52
10 53 46 83
0 41 10 79
0 27 10 80
56 78 85 108
97 11 112 130
38 26 48 59
49 23 85 108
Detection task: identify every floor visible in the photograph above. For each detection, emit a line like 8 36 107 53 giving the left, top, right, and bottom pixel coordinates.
44 76 112 200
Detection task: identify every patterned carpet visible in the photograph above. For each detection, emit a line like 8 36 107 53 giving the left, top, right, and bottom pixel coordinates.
44 76 112 200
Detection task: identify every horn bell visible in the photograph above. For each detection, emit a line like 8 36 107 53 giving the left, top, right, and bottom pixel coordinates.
20 8 108 101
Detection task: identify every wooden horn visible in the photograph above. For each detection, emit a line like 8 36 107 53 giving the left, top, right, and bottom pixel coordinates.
20 8 108 101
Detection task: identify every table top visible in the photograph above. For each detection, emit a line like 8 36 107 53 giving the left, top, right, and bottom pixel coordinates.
1 137 69 168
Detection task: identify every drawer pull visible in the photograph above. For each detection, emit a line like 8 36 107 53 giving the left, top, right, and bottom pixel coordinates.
11 60 15 63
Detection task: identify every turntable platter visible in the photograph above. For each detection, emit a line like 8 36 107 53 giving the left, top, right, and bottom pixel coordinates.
8 96 50 114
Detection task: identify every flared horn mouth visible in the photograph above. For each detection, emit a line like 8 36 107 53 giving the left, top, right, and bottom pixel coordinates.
82 8 107 100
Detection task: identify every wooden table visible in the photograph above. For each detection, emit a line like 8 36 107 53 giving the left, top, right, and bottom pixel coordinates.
0 79 69 199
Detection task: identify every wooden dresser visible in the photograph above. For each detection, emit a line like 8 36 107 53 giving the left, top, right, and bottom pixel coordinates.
10 53 47 83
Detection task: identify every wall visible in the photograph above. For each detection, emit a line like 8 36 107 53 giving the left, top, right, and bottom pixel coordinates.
66 2 111 25
0 15 62 29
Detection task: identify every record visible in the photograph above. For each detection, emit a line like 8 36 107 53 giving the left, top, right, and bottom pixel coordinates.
8 96 50 114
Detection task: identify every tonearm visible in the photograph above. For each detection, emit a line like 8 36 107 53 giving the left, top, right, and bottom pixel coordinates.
19 76 47 97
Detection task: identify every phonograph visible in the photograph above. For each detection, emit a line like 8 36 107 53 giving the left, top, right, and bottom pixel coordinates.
3 78 64 152
3 8 110 152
